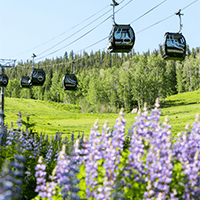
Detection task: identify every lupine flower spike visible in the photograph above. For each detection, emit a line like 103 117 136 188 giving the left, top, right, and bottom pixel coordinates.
35 156 47 198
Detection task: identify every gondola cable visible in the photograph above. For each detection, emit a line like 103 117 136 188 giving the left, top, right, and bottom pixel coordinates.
9 4 111 58
35 0 133 61
77 0 169 54
136 0 199 34
33 0 126 60
36 7 113 58
130 0 168 25
15 0 199 69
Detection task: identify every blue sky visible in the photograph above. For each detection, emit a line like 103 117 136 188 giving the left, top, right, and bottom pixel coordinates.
0 0 199 63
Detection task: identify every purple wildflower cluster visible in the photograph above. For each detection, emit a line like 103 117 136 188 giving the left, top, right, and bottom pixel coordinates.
0 114 68 199
35 156 57 200
35 156 47 198
0 154 25 200
73 109 126 199
56 144 81 200
123 100 175 199
173 114 200 199
2 99 200 199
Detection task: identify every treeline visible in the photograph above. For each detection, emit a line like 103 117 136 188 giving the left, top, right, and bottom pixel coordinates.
4 47 200 113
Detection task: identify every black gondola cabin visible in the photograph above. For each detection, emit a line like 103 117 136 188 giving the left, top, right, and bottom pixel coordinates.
161 32 186 60
62 74 78 91
0 74 8 87
107 24 135 53
30 69 46 86
20 76 31 88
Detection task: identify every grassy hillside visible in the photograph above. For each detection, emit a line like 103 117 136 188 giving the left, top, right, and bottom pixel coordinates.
161 89 200 135
4 98 136 138
4 90 200 138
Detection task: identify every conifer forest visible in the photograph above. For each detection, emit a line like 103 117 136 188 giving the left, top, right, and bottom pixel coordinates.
4 47 200 113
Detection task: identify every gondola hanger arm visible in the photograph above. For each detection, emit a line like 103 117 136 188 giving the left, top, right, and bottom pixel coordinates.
110 0 119 25
32 53 36 69
72 60 76 74
175 9 183 33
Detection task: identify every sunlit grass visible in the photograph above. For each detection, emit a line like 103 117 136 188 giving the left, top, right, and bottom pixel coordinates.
4 90 200 138
5 98 135 137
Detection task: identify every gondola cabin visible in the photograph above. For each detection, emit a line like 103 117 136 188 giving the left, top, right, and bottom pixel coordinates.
62 74 78 91
20 76 31 88
107 24 135 53
0 74 8 87
161 32 186 60
30 69 46 86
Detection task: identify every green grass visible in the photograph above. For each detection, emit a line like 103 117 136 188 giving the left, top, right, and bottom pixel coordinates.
4 90 200 138
161 89 200 135
4 98 136 138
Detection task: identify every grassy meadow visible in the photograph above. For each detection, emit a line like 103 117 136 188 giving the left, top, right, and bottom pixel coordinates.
4 89 200 138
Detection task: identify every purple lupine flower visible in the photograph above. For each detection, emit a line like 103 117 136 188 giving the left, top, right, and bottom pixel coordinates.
143 102 173 199
10 154 25 199
56 144 81 199
45 143 54 164
54 149 60 161
125 99 174 199
125 127 145 182
16 112 23 131
46 166 57 200
125 104 149 185
0 160 13 200
35 156 47 198
0 154 25 200
101 109 126 199
24 169 31 183
84 119 103 198
6 128 14 146
79 109 127 199
56 145 70 187
173 113 200 199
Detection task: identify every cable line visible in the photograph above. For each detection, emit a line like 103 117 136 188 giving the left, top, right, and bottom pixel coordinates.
35 0 126 59
36 8 112 57
15 0 199 69
136 0 199 34
130 0 168 24
181 0 198 10
35 0 133 61
136 14 174 34
76 0 168 55
37 0 168 60
75 36 109 55
10 4 110 58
